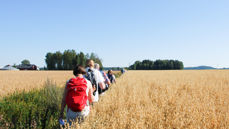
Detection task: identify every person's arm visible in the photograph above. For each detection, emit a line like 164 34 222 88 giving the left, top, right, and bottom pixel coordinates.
99 82 106 89
113 75 116 83
106 79 111 85
104 74 111 85
59 84 68 119
88 82 94 103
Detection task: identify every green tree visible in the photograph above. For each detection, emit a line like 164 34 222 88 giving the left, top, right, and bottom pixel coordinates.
85 53 90 59
63 50 76 70
135 61 141 70
168 60 174 69
129 59 183 70
79 52 86 66
72 54 80 67
21 59 30 65
89 53 97 61
45 50 103 70
54 51 63 70
45 53 55 70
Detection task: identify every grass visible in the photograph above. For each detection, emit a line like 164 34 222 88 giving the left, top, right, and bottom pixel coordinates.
0 80 63 129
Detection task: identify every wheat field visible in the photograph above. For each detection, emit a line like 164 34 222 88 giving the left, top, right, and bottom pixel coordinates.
78 70 229 129
0 70 229 128
0 71 74 97
0 70 120 98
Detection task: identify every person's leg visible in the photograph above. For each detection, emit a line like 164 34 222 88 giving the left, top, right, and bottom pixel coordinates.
98 85 102 94
67 119 74 127
77 115 85 124
102 84 109 93
66 109 77 126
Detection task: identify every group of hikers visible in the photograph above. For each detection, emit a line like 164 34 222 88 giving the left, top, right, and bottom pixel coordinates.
59 59 122 126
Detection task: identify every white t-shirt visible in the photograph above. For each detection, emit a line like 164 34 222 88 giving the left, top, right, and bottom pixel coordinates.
86 67 104 102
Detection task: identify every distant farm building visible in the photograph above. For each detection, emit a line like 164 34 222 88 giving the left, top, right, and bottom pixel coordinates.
0 65 19 71
17 64 39 70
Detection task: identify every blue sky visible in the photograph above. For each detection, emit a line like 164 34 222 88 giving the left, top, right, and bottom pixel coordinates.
0 0 229 68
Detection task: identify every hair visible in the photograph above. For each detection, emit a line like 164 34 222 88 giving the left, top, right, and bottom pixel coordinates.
108 70 113 74
94 63 100 70
73 65 86 76
86 59 94 67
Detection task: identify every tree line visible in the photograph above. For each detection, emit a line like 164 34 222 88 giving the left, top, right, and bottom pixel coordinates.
45 50 103 70
129 59 184 70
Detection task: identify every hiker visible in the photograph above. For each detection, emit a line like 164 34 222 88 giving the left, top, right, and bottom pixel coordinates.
107 70 116 84
85 59 105 102
59 65 95 125
94 63 111 94
121 68 125 74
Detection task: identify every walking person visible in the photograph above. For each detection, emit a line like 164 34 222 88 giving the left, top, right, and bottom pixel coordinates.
107 70 116 84
59 65 95 126
94 63 111 94
85 59 105 102
121 68 126 74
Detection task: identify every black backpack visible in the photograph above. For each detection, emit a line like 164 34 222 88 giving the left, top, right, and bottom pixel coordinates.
86 68 97 95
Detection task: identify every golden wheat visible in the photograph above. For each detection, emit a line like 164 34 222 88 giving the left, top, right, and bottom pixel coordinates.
0 70 120 98
79 70 229 129
0 71 74 97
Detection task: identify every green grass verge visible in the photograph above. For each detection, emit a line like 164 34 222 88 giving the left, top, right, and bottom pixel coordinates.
0 80 64 129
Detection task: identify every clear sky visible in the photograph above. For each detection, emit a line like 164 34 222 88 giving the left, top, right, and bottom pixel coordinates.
0 0 229 68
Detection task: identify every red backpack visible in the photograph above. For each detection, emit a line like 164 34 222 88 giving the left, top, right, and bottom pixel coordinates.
66 77 88 112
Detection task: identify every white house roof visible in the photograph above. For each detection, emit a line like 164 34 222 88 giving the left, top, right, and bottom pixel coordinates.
0 65 19 71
